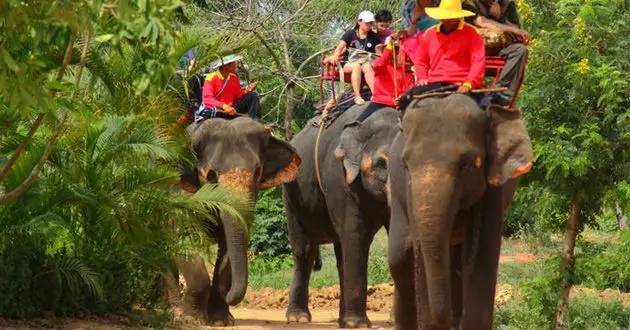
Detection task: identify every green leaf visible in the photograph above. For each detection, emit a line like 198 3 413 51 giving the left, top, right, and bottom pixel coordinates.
94 34 115 43
1 49 20 73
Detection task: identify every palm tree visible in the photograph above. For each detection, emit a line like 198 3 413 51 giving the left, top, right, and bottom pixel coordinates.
0 29 252 317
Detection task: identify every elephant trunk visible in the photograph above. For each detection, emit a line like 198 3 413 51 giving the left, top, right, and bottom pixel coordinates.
410 165 457 328
217 170 255 306
222 212 249 305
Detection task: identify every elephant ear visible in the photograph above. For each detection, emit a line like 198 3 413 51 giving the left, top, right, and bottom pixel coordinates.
487 107 533 186
335 125 364 185
259 136 301 189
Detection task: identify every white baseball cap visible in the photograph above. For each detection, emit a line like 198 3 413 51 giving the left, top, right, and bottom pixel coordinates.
357 11 375 23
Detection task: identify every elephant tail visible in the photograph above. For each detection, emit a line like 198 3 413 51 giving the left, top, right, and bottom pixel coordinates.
313 246 322 271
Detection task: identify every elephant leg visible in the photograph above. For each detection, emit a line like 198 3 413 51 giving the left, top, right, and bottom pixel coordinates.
176 255 211 323
207 232 234 326
461 186 505 329
333 242 345 322
286 217 318 323
389 220 419 329
337 227 373 328
164 267 182 310
451 245 463 328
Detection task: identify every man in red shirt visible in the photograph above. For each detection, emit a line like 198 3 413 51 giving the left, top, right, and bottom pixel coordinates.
197 54 260 121
355 33 414 122
399 0 485 110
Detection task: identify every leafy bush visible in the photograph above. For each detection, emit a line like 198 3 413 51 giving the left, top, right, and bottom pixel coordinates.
250 188 291 258
495 256 563 328
496 293 630 330
576 231 630 291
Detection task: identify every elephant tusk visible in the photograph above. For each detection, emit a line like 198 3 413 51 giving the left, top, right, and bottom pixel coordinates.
198 168 208 184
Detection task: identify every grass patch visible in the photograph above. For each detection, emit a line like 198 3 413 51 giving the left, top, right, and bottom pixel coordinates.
248 230 391 289
495 294 630 330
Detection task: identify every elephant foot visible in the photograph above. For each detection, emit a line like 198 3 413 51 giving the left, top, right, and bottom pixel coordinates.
339 315 371 328
286 308 311 323
174 305 207 325
208 308 235 327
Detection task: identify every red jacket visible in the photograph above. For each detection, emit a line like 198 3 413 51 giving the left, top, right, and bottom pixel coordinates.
415 21 485 88
371 45 413 107
202 71 245 108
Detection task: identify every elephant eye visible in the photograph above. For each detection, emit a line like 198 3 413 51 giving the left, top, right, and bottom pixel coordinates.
459 156 474 171
375 156 388 169
206 169 218 183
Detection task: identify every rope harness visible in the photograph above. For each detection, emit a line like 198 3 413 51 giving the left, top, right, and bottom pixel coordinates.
314 108 329 193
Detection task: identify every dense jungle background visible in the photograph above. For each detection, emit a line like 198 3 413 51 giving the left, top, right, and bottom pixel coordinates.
0 0 628 329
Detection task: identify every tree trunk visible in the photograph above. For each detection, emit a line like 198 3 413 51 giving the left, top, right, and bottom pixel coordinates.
284 82 296 139
554 194 583 329
615 202 628 230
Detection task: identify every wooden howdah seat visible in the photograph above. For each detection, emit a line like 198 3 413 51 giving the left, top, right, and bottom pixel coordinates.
318 53 526 109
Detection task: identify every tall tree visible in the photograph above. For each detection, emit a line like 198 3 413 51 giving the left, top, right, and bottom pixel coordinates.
518 0 629 327
194 0 400 137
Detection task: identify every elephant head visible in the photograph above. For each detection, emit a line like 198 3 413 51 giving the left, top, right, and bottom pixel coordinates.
335 107 400 201
187 117 300 305
400 95 532 326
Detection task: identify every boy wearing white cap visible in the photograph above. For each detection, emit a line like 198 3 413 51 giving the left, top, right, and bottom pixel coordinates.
324 11 380 105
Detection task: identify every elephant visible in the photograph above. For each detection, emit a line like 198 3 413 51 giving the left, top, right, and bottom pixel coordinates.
282 103 400 328
167 116 301 326
387 95 532 330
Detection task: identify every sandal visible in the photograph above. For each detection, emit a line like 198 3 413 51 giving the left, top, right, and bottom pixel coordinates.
354 96 366 105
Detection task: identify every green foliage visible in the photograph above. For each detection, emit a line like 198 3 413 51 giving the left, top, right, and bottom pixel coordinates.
576 231 630 291
250 188 291 257
0 3 253 319
495 256 563 329
496 293 630 330
521 0 629 210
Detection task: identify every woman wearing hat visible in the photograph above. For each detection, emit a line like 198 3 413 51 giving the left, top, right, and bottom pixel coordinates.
197 54 260 121
323 11 381 105
408 0 485 99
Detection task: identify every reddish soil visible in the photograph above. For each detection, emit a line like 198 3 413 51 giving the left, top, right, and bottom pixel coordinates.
243 282 516 313
499 252 538 264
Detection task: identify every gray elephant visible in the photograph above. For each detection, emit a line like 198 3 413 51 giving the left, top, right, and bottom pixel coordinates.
387 95 532 329
282 103 400 328
169 116 301 326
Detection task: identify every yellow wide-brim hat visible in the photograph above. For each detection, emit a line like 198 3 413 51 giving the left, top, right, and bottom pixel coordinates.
425 0 475 20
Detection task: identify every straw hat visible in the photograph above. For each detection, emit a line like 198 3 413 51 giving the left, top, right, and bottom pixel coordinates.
208 54 243 71
425 0 475 20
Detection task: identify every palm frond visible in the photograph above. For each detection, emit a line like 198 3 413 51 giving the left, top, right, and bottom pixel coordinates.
46 257 104 300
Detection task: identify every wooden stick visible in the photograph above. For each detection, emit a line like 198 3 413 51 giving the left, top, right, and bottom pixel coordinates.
392 45 399 100
412 87 508 100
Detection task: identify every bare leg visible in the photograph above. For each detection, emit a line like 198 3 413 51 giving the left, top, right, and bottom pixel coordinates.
344 62 363 99
362 63 375 92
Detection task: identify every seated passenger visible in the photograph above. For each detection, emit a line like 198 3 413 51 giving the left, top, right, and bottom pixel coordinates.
408 0 485 100
375 10 394 44
403 0 441 35
462 0 529 105
324 11 380 105
197 54 260 121
357 33 414 123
